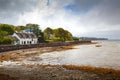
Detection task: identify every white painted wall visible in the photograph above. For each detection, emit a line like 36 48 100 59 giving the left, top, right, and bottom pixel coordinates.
13 33 38 45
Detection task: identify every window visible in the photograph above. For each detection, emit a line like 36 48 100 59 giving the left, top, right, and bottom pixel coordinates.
22 41 24 45
27 41 29 44
24 41 26 44
30 41 31 44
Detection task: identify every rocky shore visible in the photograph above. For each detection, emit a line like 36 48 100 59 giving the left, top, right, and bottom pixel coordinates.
0 42 120 80
0 64 120 80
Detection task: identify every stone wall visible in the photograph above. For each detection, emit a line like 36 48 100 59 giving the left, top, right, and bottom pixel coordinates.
0 41 91 52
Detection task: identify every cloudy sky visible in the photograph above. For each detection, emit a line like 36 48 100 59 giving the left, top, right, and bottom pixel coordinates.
0 0 120 39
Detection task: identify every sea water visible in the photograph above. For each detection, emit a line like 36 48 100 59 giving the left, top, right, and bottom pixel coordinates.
25 41 120 70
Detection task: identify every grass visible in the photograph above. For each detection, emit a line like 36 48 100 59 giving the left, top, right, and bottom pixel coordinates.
62 65 120 77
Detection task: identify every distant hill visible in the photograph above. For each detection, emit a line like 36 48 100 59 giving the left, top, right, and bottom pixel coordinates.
79 37 108 41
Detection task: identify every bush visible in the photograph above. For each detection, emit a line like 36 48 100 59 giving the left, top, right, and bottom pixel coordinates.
0 39 3 44
73 37 79 41
52 37 64 42
1 38 13 44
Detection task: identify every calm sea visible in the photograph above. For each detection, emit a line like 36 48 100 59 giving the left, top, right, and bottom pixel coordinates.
25 41 120 70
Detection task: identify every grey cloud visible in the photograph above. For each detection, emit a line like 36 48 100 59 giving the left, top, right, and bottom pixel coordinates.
0 0 39 17
79 0 120 31
74 0 101 9
96 0 120 25
72 0 120 26
0 0 120 39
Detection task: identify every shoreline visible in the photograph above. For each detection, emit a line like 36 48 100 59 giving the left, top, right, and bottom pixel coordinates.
0 41 91 52
0 64 120 80
0 42 95 62
0 42 120 80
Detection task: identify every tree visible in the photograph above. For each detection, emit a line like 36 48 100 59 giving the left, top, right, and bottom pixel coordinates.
15 25 25 32
64 30 73 41
26 23 45 43
0 24 15 35
0 24 15 45
26 23 39 36
44 27 53 40
0 30 8 39
1 38 13 45
0 30 8 44
54 28 67 41
38 30 45 43
43 27 73 42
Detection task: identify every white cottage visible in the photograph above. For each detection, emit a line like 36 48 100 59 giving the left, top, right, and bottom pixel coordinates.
12 32 38 45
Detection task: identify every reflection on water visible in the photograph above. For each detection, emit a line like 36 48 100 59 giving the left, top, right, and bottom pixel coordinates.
26 41 120 69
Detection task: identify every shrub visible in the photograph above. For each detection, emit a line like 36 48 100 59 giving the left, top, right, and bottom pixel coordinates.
0 39 3 44
52 37 63 42
2 38 13 44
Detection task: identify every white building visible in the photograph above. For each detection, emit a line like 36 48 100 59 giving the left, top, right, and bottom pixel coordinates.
12 32 38 45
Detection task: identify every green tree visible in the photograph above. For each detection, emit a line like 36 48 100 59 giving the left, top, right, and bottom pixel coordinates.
0 30 8 39
15 25 25 32
0 24 15 45
64 30 73 41
26 23 39 36
2 38 13 45
0 30 8 44
44 27 53 40
43 27 73 42
0 24 15 35
53 28 66 41
26 23 45 43
38 30 45 43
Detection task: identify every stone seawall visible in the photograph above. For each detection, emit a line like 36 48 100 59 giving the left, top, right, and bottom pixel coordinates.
0 41 91 52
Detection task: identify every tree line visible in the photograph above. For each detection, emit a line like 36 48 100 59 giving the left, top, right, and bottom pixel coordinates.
44 27 73 42
0 24 15 44
0 23 73 45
